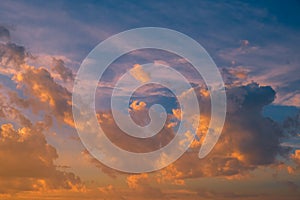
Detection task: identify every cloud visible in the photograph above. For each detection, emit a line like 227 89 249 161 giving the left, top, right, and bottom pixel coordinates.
218 41 300 107
172 108 181 120
11 64 74 126
291 150 300 168
0 27 29 74
0 42 27 73
196 187 264 199
0 123 83 194
283 112 300 136
0 26 83 194
126 173 163 197
86 81 291 184
0 29 76 128
156 164 185 185
0 26 10 42
51 57 74 82
130 100 147 111
0 18 299 199
129 64 151 83
126 173 149 189
240 39 249 47
82 149 119 178
164 83 287 180
278 92 300 107
95 110 175 153
221 67 249 86
0 27 74 128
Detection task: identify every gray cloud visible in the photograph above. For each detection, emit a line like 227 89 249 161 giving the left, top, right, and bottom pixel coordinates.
52 57 74 82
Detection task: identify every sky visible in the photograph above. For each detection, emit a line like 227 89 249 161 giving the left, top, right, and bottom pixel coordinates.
0 0 300 199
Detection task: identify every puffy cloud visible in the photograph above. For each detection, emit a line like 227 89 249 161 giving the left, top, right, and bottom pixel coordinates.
51 58 74 82
130 100 147 111
0 123 83 193
89 82 288 182
218 40 300 107
166 83 285 179
109 112 175 150
1 25 298 199
156 164 185 185
129 100 150 126
0 42 27 74
127 173 149 189
172 108 181 120
0 27 74 127
291 150 300 167
12 64 73 126
75 82 292 200
129 64 151 83
0 85 32 127
0 26 83 194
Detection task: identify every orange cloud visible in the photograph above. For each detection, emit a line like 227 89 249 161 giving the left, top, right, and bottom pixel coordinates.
127 173 149 189
129 64 150 83
126 173 163 197
291 150 300 169
83 83 288 184
0 123 83 194
130 100 147 111
172 108 181 120
12 64 74 127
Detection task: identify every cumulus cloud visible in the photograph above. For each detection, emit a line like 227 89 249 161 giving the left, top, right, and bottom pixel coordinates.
129 100 150 126
1 25 299 199
0 42 27 73
88 82 291 183
51 57 74 82
0 123 83 194
0 85 32 127
12 64 74 126
96 110 175 153
165 83 286 179
0 27 74 128
0 26 82 194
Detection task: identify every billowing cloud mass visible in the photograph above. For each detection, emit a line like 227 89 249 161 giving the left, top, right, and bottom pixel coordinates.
0 29 74 127
0 23 299 200
170 83 284 178
0 26 82 194
12 64 74 126
92 82 288 180
82 48 299 198
0 42 27 74
0 123 82 193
